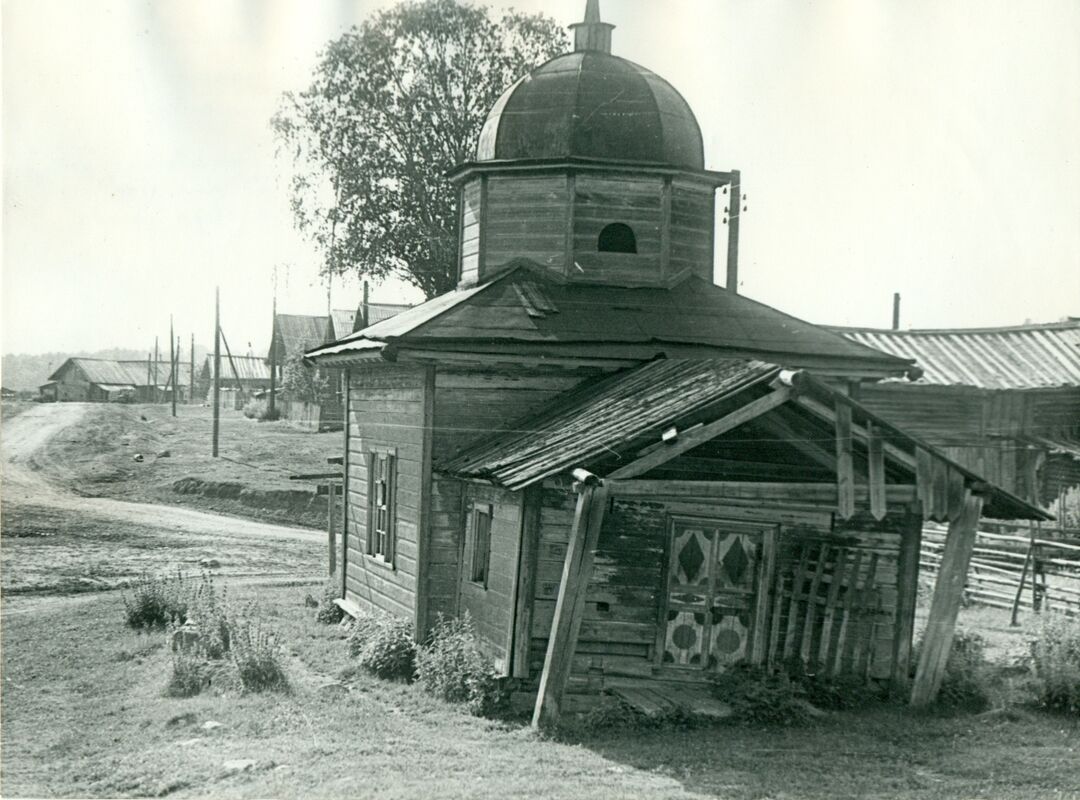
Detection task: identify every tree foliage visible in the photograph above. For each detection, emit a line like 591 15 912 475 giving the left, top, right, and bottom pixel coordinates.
281 352 331 404
273 0 568 299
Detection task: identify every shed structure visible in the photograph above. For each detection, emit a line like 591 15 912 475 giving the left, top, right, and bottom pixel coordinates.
832 321 1080 510
307 1 1049 721
44 358 193 403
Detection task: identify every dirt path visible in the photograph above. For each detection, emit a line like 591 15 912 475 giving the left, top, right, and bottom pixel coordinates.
2 403 321 543
2 404 325 607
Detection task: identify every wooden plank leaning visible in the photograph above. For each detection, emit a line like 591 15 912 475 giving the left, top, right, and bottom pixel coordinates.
532 475 610 730
911 492 984 706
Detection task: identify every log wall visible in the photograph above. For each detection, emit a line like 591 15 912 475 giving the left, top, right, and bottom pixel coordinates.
523 483 920 688
343 364 430 625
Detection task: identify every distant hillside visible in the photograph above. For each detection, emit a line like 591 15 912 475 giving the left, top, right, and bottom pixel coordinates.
2 346 211 392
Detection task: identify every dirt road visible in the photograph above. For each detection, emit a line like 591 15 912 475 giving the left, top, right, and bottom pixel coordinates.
1 403 324 603
2 403 321 542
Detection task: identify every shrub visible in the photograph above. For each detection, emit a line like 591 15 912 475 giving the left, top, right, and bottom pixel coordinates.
186 574 231 659
415 614 503 716
123 571 189 630
712 664 813 726
230 613 288 693
242 398 281 421
166 650 209 697
347 611 416 681
913 628 991 711
1030 612 1080 715
315 577 345 625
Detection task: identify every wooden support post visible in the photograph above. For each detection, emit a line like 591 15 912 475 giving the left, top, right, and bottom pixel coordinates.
892 508 922 685
327 480 337 576
268 295 277 417
532 478 610 730
1011 521 1035 626
867 422 886 520
835 402 855 519
911 493 983 706
512 485 543 678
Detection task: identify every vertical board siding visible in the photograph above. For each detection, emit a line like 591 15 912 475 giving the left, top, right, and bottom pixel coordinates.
426 476 464 620
458 484 524 674
526 484 917 687
432 369 593 462
459 178 483 286
484 175 569 279
343 364 429 623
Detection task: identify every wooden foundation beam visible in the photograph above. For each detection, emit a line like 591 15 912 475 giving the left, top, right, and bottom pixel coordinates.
532 477 610 730
910 493 984 706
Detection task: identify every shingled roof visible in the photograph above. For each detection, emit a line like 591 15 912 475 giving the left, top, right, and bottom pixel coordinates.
308 265 913 378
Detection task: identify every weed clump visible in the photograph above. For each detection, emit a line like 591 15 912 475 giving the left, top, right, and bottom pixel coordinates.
347 611 416 681
314 577 345 625
186 574 231 659
415 613 503 716
231 613 289 693
1030 612 1080 715
712 664 814 726
123 571 189 630
166 650 209 697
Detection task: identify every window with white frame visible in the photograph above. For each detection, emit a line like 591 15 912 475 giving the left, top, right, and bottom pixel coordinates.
469 503 493 586
366 449 396 562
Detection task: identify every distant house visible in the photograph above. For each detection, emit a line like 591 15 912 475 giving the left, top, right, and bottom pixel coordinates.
268 303 410 429
197 354 272 406
1 386 16 400
832 320 1080 510
43 358 193 403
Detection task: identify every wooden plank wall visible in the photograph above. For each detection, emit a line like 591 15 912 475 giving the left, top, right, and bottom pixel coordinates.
484 175 568 279
459 483 524 675
432 368 592 463
459 178 482 286
426 476 464 622
343 364 429 623
669 178 715 282
572 174 662 285
524 484 918 688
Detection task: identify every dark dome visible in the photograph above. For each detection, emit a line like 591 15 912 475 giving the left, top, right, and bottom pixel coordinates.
476 51 705 171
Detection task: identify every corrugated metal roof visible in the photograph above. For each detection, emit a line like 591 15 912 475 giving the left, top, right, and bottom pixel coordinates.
201 355 271 382
309 265 912 376
440 359 780 489
832 321 1080 389
274 314 331 357
365 302 412 327
330 309 358 340
53 358 136 386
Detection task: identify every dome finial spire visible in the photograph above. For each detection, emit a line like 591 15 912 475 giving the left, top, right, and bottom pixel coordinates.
570 0 615 54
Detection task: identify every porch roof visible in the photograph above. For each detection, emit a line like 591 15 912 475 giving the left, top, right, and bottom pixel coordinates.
439 357 1050 522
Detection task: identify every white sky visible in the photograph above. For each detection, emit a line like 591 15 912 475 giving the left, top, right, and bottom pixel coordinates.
3 0 1079 356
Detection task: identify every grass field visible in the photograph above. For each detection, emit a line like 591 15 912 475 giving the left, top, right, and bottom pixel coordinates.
3 583 1079 799
25 402 340 529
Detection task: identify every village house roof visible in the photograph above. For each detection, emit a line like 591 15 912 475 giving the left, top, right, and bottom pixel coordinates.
306 264 914 378
271 314 332 359
438 357 1048 522
200 354 271 383
830 320 1080 390
46 358 193 389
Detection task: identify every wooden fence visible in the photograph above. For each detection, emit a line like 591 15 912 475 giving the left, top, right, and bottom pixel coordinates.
921 524 1080 619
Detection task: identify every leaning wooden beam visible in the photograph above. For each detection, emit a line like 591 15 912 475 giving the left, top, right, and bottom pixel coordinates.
834 403 855 519
606 387 792 479
867 422 886 521
910 492 984 706
532 474 610 730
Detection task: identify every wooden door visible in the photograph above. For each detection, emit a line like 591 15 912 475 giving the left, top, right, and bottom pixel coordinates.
660 518 776 670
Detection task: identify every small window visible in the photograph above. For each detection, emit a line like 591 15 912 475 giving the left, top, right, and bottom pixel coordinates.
598 222 637 254
366 450 396 562
470 503 493 586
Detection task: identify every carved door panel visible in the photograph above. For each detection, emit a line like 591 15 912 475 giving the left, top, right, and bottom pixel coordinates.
661 518 775 671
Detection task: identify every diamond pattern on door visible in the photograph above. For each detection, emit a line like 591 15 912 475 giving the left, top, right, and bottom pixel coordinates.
663 521 768 671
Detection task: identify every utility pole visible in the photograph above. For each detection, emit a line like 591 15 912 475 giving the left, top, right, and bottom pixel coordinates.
213 288 221 457
268 289 277 417
170 317 177 417
892 293 901 330
189 333 195 405
174 335 180 414
725 170 741 294
153 336 159 403
146 353 151 398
